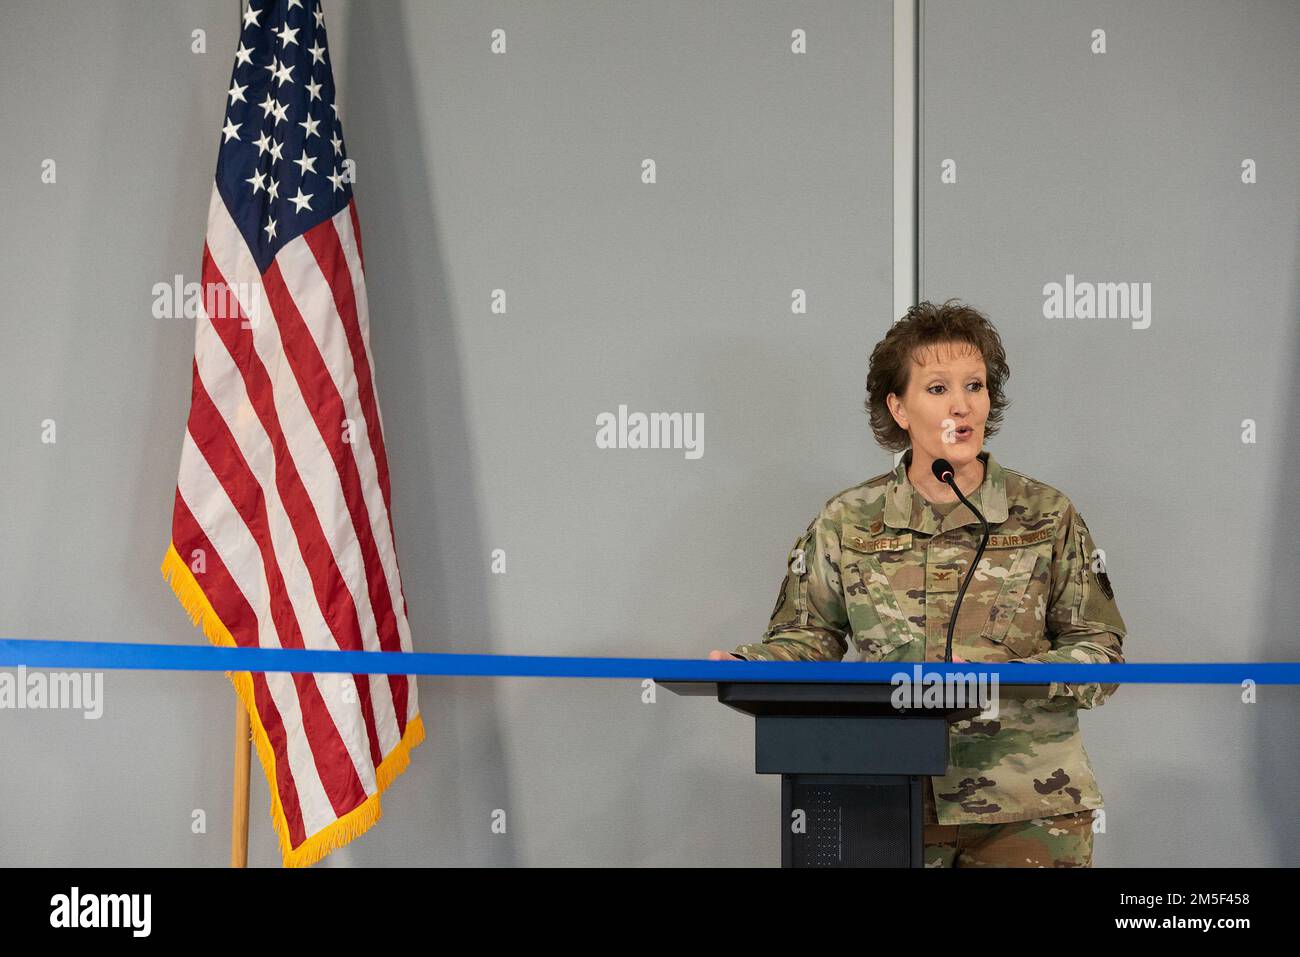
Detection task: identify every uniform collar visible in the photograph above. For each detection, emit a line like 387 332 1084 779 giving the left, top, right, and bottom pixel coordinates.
883 447 1009 535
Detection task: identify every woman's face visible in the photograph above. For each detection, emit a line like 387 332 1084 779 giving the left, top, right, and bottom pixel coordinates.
887 340 989 469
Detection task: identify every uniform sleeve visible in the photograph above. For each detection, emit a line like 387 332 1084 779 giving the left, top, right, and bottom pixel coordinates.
1016 501 1126 708
732 512 849 662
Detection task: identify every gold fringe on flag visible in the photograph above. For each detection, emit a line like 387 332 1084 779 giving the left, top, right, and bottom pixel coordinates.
160 542 426 867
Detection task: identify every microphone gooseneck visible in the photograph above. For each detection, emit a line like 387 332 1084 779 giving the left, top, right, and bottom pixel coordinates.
931 457 990 664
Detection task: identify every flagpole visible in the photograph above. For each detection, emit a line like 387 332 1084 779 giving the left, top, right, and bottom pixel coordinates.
231 700 250 867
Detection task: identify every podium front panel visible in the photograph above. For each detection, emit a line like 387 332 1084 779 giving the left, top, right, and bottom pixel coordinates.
781 774 923 868
756 715 949 775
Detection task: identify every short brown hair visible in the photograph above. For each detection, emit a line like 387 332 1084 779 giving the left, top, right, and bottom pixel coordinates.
864 299 1011 452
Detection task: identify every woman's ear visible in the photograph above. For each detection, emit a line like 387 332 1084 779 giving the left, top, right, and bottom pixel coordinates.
886 392 908 430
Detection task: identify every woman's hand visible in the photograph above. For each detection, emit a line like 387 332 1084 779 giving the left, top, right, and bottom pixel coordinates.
707 650 966 661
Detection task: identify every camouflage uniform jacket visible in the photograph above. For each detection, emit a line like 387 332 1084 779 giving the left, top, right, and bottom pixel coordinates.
732 448 1127 826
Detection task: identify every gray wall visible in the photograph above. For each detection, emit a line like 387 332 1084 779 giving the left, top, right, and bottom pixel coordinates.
920 0 1300 866
0 0 1295 866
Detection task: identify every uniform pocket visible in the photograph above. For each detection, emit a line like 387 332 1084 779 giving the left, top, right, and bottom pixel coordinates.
841 524 919 659
977 539 1050 658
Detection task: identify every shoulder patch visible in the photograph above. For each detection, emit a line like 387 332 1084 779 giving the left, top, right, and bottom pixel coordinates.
1096 569 1114 599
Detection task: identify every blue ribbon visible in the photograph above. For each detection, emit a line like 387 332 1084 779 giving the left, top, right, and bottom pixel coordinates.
0 638 1296 683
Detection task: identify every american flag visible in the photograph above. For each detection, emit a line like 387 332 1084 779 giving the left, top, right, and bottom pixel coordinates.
160 0 423 867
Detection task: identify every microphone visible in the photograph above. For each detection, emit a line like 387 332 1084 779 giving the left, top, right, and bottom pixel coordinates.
931 457 991 664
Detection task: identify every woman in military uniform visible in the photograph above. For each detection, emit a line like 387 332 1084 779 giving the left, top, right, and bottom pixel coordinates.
708 299 1127 867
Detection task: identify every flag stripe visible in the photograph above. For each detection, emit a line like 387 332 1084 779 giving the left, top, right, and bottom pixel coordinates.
189 300 390 785
303 214 395 551
182 369 374 821
203 189 404 751
348 197 366 273
260 252 411 735
298 216 413 666
176 425 340 836
334 207 418 726
192 279 388 801
334 205 387 481
169 488 310 847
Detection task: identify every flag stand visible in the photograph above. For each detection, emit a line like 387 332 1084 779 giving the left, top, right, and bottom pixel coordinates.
231 701 250 867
